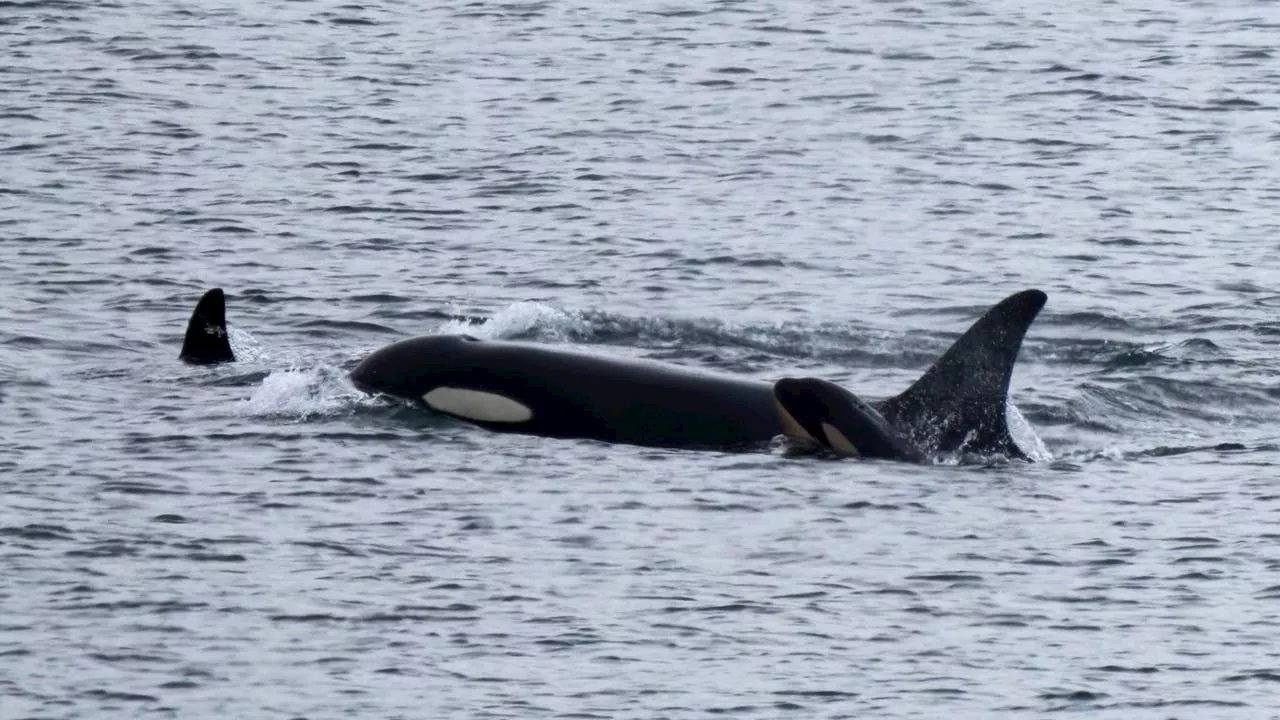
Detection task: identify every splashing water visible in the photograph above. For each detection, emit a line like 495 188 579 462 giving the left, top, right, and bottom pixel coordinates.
1008 401 1052 462
239 366 359 419
436 301 586 341
228 327 268 363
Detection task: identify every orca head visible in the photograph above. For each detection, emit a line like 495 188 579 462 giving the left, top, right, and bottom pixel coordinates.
773 377 854 455
774 377 928 463
349 334 476 400
350 335 535 424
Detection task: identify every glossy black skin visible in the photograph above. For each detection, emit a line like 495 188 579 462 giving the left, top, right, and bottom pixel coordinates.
180 288 234 365
349 335 788 450
773 377 929 463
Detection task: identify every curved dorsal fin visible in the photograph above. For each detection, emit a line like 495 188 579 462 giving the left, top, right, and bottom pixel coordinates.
179 288 235 365
878 289 1046 458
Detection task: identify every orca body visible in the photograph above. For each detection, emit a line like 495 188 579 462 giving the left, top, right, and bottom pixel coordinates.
352 334 787 450
348 289 1048 460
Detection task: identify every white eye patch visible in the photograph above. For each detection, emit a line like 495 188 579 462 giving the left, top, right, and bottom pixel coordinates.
821 422 861 458
423 387 533 423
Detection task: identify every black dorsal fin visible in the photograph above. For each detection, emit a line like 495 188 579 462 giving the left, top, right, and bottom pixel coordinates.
877 289 1046 458
179 288 235 365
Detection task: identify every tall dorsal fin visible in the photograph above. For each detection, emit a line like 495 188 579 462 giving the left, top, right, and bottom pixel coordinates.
878 289 1046 458
179 288 235 365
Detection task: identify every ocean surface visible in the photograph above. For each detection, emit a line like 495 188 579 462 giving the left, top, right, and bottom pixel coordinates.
4 0 1280 717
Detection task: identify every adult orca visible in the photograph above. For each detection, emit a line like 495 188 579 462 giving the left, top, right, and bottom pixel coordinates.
346 289 1047 460
177 287 1045 461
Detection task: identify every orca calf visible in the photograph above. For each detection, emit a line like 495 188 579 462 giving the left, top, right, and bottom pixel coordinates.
772 377 929 463
180 287 1046 462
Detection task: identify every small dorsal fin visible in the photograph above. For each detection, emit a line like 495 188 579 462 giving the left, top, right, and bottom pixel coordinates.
179 288 235 365
878 289 1046 458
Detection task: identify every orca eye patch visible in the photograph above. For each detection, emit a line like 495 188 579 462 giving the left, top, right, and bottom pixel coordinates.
820 421 861 458
423 387 533 423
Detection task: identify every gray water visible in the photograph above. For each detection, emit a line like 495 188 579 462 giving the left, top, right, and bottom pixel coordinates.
5 0 1280 717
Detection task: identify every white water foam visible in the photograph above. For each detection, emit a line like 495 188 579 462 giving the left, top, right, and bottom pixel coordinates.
238 365 360 420
435 301 587 341
227 326 268 363
1008 401 1053 463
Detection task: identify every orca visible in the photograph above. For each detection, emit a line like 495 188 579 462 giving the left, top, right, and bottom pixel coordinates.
772 377 929 463
346 289 1048 460
178 287 1045 461
180 288 234 365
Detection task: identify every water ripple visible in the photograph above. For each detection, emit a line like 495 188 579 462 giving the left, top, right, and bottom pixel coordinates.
4 0 1280 717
